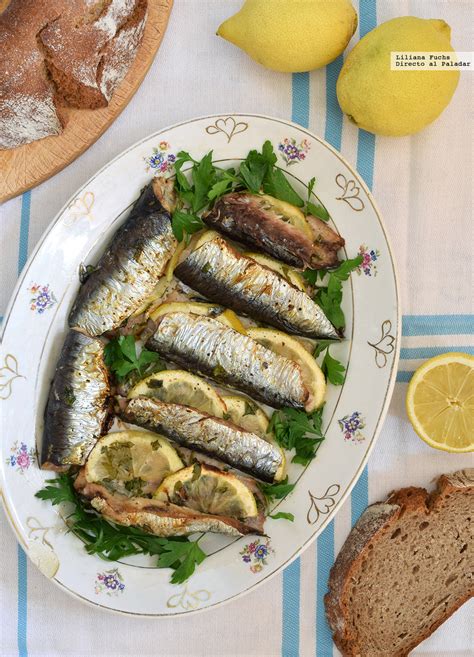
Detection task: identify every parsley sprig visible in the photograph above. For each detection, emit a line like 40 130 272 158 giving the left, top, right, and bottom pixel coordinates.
104 335 164 382
35 474 206 585
168 142 330 241
268 406 325 466
313 340 346 386
304 256 363 331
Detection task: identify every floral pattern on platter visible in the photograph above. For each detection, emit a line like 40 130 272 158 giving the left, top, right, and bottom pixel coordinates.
95 568 125 596
278 137 310 166
28 283 56 314
357 244 380 277
6 441 36 473
338 412 366 444
144 142 176 174
240 538 274 573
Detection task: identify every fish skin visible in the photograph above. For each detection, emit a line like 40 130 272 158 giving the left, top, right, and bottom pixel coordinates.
121 396 284 483
40 330 110 471
204 192 344 269
174 237 339 339
146 312 310 410
74 469 263 536
69 183 177 337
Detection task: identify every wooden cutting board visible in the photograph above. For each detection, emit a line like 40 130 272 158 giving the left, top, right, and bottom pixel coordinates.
0 0 173 204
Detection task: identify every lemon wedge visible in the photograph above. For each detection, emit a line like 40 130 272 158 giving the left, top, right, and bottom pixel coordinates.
149 300 247 333
154 464 258 519
85 430 183 496
406 352 474 452
244 252 306 291
247 327 326 411
258 194 313 238
128 369 227 417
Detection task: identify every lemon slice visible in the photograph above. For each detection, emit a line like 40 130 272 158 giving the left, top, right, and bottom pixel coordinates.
259 194 313 239
130 277 170 318
85 430 183 496
149 300 246 333
247 327 326 411
406 352 474 453
195 229 221 249
222 395 286 481
244 252 306 291
165 240 186 281
221 395 269 436
154 464 258 519
128 369 227 417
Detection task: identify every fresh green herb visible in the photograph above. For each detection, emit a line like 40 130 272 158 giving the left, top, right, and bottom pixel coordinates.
268 406 325 466
321 348 346 386
258 476 296 503
171 209 204 242
78 263 98 284
104 335 164 382
269 511 294 522
306 256 362 330
124 478 145 496
63 386 76 407
222 412 232 421
303 176 330 221
35 475 206 585
237 141 274 191
263 167 304 207
243 401 256 416
313 340 346 386
157 540 206 584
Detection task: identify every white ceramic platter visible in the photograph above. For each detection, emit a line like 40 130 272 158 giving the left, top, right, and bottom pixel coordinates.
0 114 400 616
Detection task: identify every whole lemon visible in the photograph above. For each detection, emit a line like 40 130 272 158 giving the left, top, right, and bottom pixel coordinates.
336 17 460 136
217 0 358 73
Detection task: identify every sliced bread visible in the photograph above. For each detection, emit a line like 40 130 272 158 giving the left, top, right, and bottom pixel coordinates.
325 469 474 657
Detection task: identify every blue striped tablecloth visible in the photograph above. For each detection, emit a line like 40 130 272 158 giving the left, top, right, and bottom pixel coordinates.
1 1 472 655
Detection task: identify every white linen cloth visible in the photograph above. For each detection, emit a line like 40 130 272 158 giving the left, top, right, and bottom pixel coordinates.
1 1 473 655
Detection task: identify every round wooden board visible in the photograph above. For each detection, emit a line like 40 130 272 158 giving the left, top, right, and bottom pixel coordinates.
0 0 173 204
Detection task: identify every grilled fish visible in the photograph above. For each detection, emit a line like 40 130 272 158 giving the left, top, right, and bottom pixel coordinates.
204 192 344 269
174 237 339 339
146 312 311 409
40 330 110 471
69 183 177 336
75 469 264 536
121 396 283 483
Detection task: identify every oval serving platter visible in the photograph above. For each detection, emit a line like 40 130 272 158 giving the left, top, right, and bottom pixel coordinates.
0 114 400 616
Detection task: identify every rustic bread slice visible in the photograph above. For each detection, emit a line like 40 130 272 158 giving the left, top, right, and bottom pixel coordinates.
325 469 474 657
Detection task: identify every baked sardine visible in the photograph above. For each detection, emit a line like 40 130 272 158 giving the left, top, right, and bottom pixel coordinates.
146 312 311 409
204 192 344 269
174 237 339 339
40 330 110 471
69 183 177 336
74 470 263 536
121 396 283 483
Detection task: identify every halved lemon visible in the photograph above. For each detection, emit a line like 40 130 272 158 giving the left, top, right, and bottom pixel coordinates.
149 300 247 333
154 464 258 518
258 194 313 239
221 394 286 481
85 430 183 496
244 252 306 291
406 352 474 453
128 369 227 417
247 327 326 411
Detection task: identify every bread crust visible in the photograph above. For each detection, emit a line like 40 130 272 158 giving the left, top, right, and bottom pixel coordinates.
325 469 474 657
0 0 148 148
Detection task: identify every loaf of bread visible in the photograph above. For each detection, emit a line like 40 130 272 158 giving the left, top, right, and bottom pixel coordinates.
325 469 473 657
0 0 147 149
